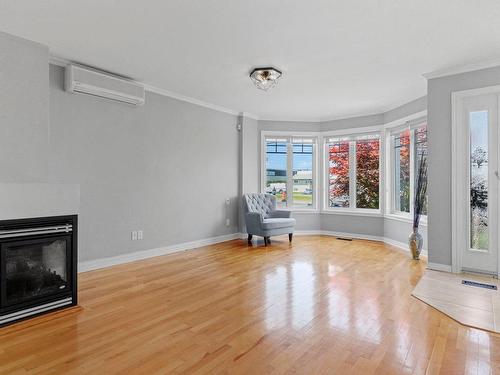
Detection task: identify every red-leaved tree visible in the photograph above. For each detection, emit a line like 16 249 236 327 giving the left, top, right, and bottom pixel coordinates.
329 142 350 207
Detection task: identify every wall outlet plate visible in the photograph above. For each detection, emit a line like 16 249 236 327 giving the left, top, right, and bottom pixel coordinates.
138 230 143 240
225 198 231 205
226 219 230 226
131 231 138 240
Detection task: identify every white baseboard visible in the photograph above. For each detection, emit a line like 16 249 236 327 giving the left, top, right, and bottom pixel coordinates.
79 230 432 273
295 230 429 257
295 229 383 242
427 262 452 272
79 233 242 273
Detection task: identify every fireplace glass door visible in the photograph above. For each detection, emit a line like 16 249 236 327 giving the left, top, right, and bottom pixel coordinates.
1 235 71 308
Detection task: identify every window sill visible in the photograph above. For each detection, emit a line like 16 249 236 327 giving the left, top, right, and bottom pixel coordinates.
320 209 383 218
291 209 319 214
384 213 427 227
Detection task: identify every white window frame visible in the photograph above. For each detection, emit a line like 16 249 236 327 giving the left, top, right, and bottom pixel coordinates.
385 114 428 225
322 126 384 216
261 131 319 212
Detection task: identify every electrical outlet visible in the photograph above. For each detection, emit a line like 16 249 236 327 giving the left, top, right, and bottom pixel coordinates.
226 218 230 226
138 230 143 240
131 231 138 241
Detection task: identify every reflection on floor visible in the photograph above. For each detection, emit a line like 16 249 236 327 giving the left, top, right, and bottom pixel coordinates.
2 236 500 373
413 270 500 333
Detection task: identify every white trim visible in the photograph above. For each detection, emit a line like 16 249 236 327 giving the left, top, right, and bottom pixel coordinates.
294 230 383 242
383 110 427 129
294 230 428 257
79 233 241 272
427 262 452 272
451 86 500 275
321 124 383 137
320 209 383 217
384 213 428 227
49 55 259 119
423 59 500 80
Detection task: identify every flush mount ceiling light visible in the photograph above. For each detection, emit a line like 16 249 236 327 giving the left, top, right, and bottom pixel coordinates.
249 67 283 91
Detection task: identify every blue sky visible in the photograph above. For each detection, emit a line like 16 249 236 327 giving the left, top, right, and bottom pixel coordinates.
470 111 488 151
266 153 312 171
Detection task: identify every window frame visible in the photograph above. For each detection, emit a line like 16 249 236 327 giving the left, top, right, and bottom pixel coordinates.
261 131 319 212
322 126 384 215
386 119 428 224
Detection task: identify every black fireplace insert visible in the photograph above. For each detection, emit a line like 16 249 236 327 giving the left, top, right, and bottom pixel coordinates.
0 215 77 326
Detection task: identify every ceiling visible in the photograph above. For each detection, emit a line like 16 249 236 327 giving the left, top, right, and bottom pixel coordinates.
2 1 500 121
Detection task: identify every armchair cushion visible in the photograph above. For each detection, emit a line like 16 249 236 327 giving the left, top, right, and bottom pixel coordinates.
261 218 296 230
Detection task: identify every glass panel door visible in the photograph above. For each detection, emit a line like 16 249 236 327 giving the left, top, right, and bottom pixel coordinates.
461 94 498 274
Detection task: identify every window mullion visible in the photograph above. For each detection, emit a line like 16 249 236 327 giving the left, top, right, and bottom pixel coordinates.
409 129 416 218
287 139 293 208
349 141 357 208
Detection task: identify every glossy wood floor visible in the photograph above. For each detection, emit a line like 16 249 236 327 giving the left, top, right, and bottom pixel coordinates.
1 236 500 374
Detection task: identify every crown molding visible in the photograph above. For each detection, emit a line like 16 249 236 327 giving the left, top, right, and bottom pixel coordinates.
50 54 425 124
423 58 500 80
49 54 260 119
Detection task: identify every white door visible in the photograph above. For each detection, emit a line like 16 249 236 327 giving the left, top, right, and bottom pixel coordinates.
457 93 498 275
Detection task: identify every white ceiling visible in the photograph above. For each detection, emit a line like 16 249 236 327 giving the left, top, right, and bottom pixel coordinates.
2 1 500 121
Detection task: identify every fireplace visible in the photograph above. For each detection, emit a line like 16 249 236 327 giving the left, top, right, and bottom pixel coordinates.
0 215 77 326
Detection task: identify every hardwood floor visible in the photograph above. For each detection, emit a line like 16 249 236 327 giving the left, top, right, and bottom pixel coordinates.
1 235 500 374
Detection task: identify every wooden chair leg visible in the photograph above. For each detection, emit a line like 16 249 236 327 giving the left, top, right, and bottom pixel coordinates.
267 237 271 244
289 233 293 242
247 234 253 243
264 237 268 246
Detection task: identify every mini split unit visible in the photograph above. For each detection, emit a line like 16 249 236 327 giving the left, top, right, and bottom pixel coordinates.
64 64 145 106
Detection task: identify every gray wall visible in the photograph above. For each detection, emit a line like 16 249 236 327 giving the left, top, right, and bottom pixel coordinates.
384 96 427 124
321 113 384 132
427 66 500 266
384 218 428 251
259 120 321 132
0 32 49 182
322 214 383 237
49 65 240 262
257 98 428 245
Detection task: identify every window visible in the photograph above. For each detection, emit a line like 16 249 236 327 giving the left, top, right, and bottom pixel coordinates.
265 138 288 208
390 122 427 217
327 134 381 210
264 136 316 209
393 129 411 212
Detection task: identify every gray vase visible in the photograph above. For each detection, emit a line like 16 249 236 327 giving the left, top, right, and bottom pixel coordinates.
409 228 423 260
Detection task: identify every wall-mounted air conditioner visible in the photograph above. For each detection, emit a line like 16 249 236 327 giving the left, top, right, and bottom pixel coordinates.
64 64 145 106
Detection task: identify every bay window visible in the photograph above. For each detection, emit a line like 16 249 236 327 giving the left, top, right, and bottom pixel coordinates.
390 121 427 217
264 136 317 210
326 133 381 211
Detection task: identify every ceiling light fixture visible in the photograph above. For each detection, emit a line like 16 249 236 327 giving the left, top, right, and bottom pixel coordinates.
249 67 283 91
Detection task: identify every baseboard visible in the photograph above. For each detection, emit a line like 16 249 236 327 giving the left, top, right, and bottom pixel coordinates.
295 230 429 257
79 232 242 273
79 231 431 273
427 262 452 272
295 230 383 242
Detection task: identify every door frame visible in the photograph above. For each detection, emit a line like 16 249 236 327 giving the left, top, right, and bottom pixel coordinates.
451 85 500 274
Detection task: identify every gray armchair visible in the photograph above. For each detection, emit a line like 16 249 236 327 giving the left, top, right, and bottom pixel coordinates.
243 193 296 245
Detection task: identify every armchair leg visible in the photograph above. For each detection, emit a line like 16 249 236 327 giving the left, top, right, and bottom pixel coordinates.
247 234 253 243
289 233 293 242
264 236 270 246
